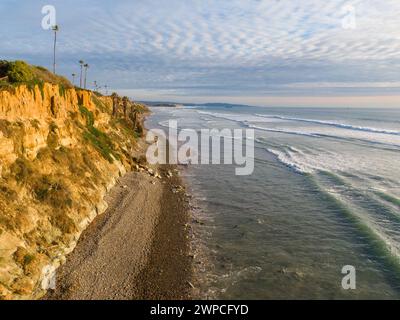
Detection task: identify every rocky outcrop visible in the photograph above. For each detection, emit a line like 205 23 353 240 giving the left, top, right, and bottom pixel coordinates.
0 84 93 121
0 83 147 299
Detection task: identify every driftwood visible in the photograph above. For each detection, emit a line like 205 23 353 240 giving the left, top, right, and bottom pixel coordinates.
0 75 8 81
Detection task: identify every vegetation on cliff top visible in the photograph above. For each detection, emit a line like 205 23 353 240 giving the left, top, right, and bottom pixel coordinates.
0 60 72 94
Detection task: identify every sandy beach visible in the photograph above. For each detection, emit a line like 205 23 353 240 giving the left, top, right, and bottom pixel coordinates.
45 164 192 300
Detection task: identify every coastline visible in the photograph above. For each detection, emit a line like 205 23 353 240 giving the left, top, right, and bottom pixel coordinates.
44 159 193 299
0 78 154 299
132 164 193 299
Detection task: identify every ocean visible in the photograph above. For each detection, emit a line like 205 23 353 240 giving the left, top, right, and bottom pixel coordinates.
146 104 400 299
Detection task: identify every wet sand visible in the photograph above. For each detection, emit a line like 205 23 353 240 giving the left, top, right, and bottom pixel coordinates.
45 165 192 300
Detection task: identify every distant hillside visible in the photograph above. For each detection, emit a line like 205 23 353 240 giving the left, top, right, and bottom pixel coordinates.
142 101 252 109
143 101 183 108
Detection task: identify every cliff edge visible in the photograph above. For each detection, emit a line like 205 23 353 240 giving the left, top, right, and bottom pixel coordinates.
0 61 148 299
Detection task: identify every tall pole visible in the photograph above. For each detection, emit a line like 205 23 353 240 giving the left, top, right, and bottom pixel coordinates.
79 60 84 88
84 65 87 89
53 30 56 73
52 25 58 74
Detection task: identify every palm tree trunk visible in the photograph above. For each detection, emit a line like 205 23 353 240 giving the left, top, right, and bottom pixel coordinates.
53 30 57 74
80 65 83 88
84 67 87 89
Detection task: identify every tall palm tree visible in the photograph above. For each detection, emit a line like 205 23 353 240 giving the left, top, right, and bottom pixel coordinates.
71 73 76 85
52 25 59 74
79 60 84 88
83 63 89 89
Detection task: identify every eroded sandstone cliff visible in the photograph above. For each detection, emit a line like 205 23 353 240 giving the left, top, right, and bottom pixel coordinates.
0 82 147 299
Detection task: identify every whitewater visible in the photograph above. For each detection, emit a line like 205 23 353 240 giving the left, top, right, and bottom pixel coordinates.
147 104 400 299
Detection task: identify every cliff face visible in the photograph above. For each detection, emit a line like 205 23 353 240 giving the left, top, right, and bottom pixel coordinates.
0 83 146 299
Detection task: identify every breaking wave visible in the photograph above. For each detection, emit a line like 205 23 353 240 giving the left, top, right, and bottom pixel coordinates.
247 124 319 138
266 148 313 174
255 114 400 136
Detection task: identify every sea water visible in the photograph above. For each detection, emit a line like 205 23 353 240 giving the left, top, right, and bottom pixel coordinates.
146 105 400 299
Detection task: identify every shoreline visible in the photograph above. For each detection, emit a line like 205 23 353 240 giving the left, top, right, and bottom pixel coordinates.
44 162 193 299
133 164 193 299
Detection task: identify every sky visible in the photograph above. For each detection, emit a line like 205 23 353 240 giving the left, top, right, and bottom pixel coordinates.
1 0 400 107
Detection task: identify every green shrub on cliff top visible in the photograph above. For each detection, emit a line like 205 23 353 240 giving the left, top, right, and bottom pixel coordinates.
6 61 34 83
0 60 73 92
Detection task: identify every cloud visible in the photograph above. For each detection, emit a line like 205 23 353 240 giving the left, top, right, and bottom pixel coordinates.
1 0 400 103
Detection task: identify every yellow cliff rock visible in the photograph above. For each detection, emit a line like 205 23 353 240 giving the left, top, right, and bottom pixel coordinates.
0 83 147 299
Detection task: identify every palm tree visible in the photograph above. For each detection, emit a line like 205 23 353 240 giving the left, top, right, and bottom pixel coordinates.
71 73 76 85
52 25 59 74
79 60 84 88
83 63 89 89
